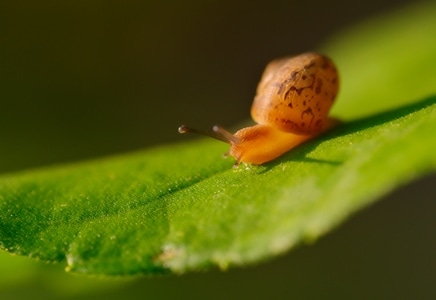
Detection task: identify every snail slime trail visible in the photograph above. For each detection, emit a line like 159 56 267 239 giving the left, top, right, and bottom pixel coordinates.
179 52 340 166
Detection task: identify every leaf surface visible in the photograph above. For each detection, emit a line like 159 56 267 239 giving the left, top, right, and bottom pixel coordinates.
0 2 435 276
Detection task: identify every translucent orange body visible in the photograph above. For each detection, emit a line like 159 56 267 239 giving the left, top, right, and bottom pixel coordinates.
229 118 338 165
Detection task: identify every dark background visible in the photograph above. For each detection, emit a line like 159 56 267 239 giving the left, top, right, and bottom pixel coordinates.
1 0 435 299
0 0 423 173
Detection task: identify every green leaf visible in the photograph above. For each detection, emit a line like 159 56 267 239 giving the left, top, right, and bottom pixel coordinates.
1 98 435 275
1 2 436 276
326 1 436 119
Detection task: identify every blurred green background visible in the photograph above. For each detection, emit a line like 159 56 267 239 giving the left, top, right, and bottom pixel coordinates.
1 0 435 299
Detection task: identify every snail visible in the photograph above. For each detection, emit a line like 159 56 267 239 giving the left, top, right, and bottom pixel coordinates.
179 52 339 166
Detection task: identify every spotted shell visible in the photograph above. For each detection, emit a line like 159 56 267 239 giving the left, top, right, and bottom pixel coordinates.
250 52 339 135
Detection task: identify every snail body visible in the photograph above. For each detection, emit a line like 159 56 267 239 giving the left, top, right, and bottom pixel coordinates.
179 52 339 166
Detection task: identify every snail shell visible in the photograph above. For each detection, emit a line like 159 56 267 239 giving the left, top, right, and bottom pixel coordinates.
251 52 339 135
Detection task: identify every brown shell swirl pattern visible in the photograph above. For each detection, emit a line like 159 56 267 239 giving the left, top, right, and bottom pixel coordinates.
251 52 339 135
